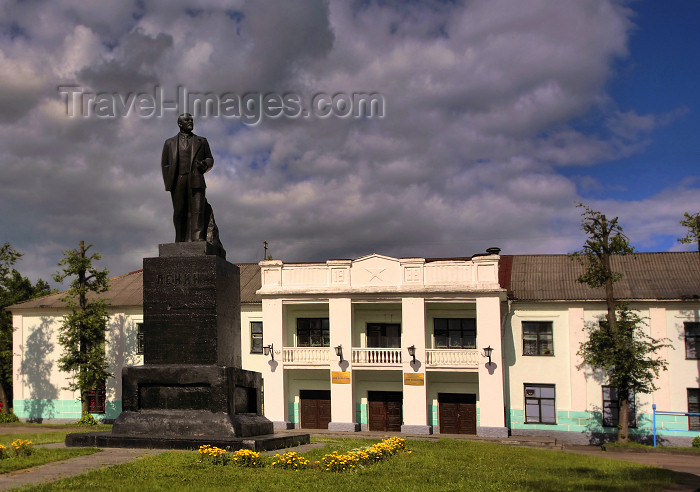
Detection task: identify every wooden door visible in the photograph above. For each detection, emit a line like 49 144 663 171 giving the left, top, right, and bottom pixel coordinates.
300 390 331 429
438 393 477 434
368 391 403 431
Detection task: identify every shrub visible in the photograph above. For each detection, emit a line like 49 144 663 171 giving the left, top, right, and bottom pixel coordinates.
11 439 33 457
0 444 7 459
230 449 263 468
318 437 408 472
76 413 99 426
271 451 310 470
0 410 20 424
692 435 700 448
198 445 230 466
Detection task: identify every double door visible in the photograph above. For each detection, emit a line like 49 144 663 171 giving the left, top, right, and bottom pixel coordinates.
300 390 331 429
438 393 477 434
368 391 402 431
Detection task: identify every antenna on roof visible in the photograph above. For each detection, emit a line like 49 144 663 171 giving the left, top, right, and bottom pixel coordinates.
263 240 269 260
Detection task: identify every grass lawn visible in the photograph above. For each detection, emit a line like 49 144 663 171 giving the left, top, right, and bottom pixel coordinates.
0 425 106 474
0 425 111 446
0 447 100 474
21 438 679 492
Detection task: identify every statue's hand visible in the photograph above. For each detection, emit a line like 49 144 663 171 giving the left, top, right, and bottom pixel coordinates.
195 160 208 172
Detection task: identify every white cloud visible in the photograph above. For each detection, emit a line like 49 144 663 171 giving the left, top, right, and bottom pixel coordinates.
0 0 696 286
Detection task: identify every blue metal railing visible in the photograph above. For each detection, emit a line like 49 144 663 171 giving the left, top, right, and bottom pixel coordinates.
652 404 700 447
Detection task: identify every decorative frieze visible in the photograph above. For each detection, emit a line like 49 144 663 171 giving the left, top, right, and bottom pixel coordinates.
258 253 502 295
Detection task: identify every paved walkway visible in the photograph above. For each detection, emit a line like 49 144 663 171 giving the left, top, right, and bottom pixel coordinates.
563 446 700 492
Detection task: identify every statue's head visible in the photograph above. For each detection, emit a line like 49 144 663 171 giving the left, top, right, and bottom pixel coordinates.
177 113 194 133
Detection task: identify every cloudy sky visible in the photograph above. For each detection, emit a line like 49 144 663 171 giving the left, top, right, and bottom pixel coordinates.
0 0 698 286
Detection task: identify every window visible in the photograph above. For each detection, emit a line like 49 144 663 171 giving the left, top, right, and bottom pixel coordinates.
250 321 263 354
689 389 700 431
366 323 401 348
86 386 106 414
524 384 556 424
602 386 636 428
297 318 330 347
685 322 700 359
434 318 476 349
522 321 553 356
136 323 144 355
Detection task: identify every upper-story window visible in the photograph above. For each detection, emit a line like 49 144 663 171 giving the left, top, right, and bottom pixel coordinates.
522 321 553 356
297 318 330 347
685 322 700 359
434 318 476 349
250 321 263 354
367 323 401 348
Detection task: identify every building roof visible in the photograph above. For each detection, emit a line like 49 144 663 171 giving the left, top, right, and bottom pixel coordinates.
8 263 262 311
239 263 262 304
8 252 699 311
507 252 700 301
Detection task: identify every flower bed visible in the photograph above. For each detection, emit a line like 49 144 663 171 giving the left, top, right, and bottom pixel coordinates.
0 439 33 460
318 437 407 472
271 451 310 470
197 437 409 472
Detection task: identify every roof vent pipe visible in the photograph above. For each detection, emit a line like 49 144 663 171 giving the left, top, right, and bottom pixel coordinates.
486 247 501 255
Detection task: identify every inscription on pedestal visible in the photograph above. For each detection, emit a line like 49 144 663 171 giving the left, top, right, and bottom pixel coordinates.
157 273 201 286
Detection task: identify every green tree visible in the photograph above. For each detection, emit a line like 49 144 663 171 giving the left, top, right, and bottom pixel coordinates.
678 212 700 254
571 204 668 442
578 306 669 441
0 243 52 411
53 241 111 415
571 204 634 333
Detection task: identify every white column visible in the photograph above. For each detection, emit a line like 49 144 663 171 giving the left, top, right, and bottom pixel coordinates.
568 308 587 411
401 297 431 434
649 308 670 409
328 298 358 431
261 298 290 428
12 314 23 402
108 313 126 403
476 296 507 437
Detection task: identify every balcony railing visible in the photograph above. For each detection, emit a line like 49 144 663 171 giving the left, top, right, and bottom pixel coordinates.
351 348 402 365
425 349 479 368
282 347 330 364
280 347 479 368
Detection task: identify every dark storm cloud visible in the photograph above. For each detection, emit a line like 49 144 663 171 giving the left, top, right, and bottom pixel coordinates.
0 0 695 286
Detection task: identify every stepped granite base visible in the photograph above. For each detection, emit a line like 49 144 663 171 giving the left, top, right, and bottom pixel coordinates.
66 431 309 452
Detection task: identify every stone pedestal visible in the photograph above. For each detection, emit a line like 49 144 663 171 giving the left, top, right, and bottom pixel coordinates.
143 242 239 366
66 242 307 450
113 365 271 439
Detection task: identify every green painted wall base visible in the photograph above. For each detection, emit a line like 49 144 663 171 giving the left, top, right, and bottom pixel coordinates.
508 409 699 438
13 399 122 421
287 402 299 425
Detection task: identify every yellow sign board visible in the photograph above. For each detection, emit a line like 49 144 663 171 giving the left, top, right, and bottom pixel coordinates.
403 373 425 386
331 371 351 384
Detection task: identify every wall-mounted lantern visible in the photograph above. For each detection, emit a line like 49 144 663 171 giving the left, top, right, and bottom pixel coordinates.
335 345 343 362
263 343 274 360
482 345 493 366
407 345 416 363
